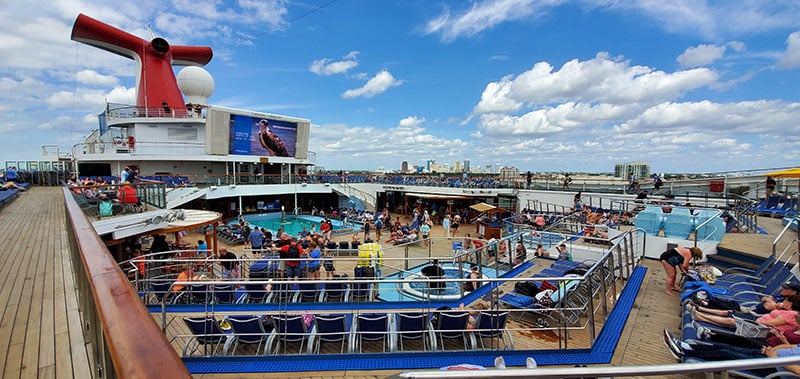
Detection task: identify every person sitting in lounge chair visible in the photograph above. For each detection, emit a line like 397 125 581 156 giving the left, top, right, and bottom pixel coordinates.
1 182 25 191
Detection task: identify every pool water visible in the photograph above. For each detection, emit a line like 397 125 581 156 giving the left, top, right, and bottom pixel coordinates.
239 214 359 237
378 263 496 302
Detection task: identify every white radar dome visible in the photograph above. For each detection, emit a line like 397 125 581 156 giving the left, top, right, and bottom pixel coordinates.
177 66 215 106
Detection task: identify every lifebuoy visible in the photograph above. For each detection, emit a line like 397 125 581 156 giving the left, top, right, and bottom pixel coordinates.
127 136 136 149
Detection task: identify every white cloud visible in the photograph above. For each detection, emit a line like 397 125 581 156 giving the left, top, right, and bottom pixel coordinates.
342 70 402 99
677 44 726 67
474 52 719 116
597 1 800 40
727 41 747 52
424 0 564 42
777 31 800 69
75 70 119 86
310 51 360 75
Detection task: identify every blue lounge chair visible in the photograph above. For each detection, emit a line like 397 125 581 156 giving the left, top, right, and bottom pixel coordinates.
182 317 225 356
474 310 513 350
243 283 269 304
396 312 431 351
433 311 470 350
226 316 269 355
353 313 389 353
311 314 349 354
213 283 235 304
267 314 310 354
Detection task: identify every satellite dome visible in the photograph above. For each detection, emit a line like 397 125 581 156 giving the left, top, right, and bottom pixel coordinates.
176 66 215 106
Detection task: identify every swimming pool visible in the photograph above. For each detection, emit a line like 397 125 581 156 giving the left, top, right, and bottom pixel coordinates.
238 213 359 237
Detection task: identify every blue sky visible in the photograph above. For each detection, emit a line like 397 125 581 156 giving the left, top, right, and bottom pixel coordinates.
1 0 799 173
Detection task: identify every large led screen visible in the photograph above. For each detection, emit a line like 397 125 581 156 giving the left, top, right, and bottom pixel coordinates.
229 114 297 157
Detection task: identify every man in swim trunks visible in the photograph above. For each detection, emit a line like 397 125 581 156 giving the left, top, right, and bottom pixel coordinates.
659 246 703 296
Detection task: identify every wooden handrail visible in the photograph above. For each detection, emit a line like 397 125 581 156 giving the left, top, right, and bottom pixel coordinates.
63 188 190 378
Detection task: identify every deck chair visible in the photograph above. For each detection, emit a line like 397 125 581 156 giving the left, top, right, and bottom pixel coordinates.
433 311 470 350
716 261 793 295
182 317 225 357
322 279 349 302
396 312 431 351
354 313 389 353
213 283 235 304
243 283 269 304
266 314 311 354
718 255 776 283
269 282 298 303
149 280 175 304
188 283 210 304
474 310 513 350
298 281 321 302
715 256 783 287
311 314 349 354
226 316 269 355
350 279 373 302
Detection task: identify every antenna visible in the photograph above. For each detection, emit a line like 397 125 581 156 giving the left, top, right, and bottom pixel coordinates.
146 24 155 40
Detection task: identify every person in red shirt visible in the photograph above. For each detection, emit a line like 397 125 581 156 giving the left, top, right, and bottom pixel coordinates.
117 182 142 211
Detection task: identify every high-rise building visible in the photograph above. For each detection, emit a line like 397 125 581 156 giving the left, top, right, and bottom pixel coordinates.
426 159 435 172
463 159 470 173
401 161 408 173
614 161 650 179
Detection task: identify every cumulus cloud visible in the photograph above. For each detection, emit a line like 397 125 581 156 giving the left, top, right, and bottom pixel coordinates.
777 31 800 69
310 51 359 75
342 70 402 98
677 44 726 67
474 52 719 118
424 0 564 42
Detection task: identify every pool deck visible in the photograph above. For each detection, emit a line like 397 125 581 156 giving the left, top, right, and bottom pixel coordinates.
0 187 788 379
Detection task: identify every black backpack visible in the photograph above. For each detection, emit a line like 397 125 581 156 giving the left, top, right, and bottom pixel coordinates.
286 243 300 259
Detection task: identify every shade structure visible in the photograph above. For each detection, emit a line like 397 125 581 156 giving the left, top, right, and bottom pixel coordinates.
469 202 497 212
765 168 800 178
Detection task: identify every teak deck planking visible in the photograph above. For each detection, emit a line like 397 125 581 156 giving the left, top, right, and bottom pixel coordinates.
0 187 91 378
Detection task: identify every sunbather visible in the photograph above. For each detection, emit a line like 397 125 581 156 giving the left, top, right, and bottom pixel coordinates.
663 329 800 377
1 181 26 191
690 295 800 335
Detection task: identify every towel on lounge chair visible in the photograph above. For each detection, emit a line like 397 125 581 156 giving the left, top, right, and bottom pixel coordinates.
681 281 728 302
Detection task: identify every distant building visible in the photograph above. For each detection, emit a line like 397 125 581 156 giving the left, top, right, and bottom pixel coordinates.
426 159 435 172
463 159 470 173
614 161 650 179
401 161 408 173
499 166 519 180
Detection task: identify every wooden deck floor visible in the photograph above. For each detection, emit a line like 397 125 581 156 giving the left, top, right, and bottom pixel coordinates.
0 187 91 378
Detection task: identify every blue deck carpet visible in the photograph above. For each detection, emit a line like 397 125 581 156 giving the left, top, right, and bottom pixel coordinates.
182 265 648 373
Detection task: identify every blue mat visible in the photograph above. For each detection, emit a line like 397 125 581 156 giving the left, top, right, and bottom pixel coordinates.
182 265 648 373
